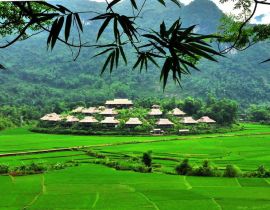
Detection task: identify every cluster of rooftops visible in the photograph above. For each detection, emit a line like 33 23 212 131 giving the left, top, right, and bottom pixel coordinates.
40 99 216 128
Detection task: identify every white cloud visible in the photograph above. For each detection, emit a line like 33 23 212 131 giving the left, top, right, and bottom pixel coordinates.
250 3 270 24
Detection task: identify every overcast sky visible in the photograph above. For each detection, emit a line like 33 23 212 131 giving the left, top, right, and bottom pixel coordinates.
90 0 270 24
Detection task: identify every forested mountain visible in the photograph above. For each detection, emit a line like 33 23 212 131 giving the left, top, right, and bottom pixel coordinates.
0 0 269 109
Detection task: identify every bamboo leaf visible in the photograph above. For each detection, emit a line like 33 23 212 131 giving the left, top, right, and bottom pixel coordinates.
119 46 127 64
160 58 171 90
47 18 58 47
93 47 114 58
101 53 113 75
261 58 270 63
170 0 181 7
110 51 115 73
107 0 121 10
75 13 83 31
156 0 165 6
143 34 167 47
65 14 72 42
115 48 119 68
56 5 71 13
97 16 113 41
133 54 143 69
50 16 64 50
91 13 111 20
147 54 159 67
113 17 120 43
130 0 138 9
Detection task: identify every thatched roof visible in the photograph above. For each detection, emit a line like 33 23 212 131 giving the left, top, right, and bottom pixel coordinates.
125 118 142 125
152 104 160 109
148 108 162 116
170 108 186 116
66 115 79 123
99 108 118 115
105 99 133 105
181 117 198 124
82 107 99 114
71 106 85 113
98 106 106 111
156 118 174 126
197 116 216 123
40 113 54 121
79 116 98 123
40 113 62 122
101 117 119 124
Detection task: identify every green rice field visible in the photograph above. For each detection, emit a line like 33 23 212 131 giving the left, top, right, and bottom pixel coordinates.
0 123 270 209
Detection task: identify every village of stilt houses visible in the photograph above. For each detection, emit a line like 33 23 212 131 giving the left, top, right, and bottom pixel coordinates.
38 98 218 135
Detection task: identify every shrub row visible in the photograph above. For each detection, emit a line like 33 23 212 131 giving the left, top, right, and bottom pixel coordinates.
0 161 79 176
31 124 243 136
91 158 151 173
86 150 106 159
175 159 270 178
0 164 9 174
85 149 152 173
31 127 149 136
85 150 270 178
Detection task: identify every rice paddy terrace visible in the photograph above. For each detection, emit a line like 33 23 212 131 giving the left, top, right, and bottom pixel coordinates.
0 123 270 210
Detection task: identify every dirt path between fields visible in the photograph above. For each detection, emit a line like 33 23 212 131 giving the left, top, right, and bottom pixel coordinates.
0 132 269 158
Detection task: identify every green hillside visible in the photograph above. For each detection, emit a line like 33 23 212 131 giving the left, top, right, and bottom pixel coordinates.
0 0 269 108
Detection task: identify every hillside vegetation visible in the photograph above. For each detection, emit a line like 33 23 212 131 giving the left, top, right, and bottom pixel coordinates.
0 0 269 109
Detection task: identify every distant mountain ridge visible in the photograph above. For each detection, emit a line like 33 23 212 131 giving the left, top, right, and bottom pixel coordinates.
0 0 269 108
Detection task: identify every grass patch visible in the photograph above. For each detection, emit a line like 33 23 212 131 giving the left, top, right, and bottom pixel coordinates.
0 124 270 209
